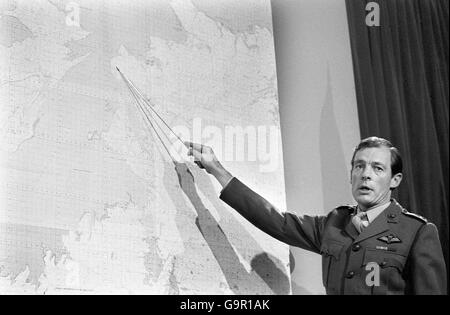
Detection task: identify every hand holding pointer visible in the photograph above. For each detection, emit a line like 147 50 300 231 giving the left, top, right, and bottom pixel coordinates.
184 141 233 188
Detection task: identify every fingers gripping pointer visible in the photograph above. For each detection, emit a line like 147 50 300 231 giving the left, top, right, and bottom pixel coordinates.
183 141 233 188
184 141 216 173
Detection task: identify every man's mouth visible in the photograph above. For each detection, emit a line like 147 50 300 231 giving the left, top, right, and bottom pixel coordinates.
358 185 372 192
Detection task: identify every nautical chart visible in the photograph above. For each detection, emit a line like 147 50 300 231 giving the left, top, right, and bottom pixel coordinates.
0 0 289 294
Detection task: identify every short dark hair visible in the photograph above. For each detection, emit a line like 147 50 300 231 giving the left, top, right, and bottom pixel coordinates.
351 136 403 175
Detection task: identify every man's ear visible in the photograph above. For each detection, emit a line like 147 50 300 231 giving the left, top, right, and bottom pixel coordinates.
390 173 403 189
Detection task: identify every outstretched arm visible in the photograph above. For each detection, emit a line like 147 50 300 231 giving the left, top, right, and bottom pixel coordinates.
185 141 325 253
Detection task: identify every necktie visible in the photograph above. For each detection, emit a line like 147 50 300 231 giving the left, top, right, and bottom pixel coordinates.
352 211 369 233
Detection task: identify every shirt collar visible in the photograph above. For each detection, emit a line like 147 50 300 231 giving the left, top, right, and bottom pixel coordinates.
357 201 391 223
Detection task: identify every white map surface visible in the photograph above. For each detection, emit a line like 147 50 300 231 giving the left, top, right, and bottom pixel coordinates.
0 0 289 294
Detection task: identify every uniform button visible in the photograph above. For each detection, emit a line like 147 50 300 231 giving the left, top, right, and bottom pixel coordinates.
388 213 396 219
352 244 361 252
380 261 387 268
346 271 355 279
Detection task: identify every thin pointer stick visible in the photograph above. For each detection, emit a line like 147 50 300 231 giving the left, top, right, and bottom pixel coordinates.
128 80 175 148
127 74 184 145
130 82 199 169
116 67 185 146
117 67 183 150
116 67 199 169
118 69 175 161
133 93 175 161
137 101 177 161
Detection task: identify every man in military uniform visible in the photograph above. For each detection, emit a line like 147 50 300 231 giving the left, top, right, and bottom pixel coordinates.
185 137 447 294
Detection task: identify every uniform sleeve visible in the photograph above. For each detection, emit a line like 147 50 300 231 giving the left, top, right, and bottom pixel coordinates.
219 176 235 195
406 222 447 295
219 177 326 254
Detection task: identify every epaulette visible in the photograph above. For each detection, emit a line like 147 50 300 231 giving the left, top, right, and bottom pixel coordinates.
401 209 428 223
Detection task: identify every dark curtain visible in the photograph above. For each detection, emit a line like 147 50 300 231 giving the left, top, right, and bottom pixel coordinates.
345 0 449 283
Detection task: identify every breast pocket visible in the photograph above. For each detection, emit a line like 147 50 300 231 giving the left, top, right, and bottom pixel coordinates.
362 248 407 294
320 240 345 292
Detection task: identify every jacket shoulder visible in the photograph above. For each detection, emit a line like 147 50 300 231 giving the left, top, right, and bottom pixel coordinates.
324 205 354 226
400 209 428 224
335 205 356 212
331 205 356 217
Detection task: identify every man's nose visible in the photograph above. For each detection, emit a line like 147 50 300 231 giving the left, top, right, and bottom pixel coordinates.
361 166 373 179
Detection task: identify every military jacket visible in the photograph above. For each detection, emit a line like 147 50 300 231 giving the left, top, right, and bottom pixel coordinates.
220 178 447 295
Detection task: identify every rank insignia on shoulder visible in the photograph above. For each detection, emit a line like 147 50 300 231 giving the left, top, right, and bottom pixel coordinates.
378 234 401 244
401 209 428 223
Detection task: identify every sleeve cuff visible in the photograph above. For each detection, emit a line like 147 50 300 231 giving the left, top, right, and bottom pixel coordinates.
219 176 235 196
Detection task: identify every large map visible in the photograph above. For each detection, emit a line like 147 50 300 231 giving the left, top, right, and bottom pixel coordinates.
0 0 289 294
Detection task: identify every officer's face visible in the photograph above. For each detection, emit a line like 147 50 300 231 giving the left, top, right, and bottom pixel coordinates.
351 147 402 211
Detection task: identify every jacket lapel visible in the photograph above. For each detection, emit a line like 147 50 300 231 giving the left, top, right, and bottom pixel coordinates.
354 201 400 243
344 218 359 240
354 214 388 243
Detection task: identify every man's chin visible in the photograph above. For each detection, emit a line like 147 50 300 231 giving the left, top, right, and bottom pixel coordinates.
354 197 373 209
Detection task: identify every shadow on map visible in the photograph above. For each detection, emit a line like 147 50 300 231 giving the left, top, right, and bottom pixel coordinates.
163 161 290 294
